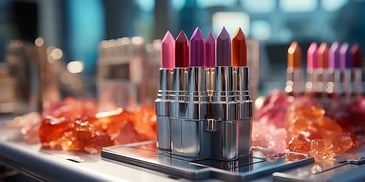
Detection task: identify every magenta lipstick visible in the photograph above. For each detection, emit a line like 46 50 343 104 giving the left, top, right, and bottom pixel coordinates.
205 32 216 95
205 32 216 68
175 27 210 158
190 28 205 67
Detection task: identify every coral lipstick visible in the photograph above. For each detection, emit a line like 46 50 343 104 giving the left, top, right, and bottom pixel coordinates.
232 27 247 67
231 27 252 156
285 42 304 96
288 42 302 69
232 27 248 91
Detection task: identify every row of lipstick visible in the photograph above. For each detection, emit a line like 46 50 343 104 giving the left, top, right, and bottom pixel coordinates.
286 41 363 99
158 26 249 93
155 27 252 160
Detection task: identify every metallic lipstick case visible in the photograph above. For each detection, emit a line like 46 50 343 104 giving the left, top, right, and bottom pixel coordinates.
155 68 173 151
157 65 252 161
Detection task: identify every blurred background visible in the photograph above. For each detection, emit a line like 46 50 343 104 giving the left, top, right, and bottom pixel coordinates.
0 0 364 97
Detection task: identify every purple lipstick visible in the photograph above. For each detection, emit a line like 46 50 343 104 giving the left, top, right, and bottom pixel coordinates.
216 27 231 66
190 27 205 67
340 43 352 99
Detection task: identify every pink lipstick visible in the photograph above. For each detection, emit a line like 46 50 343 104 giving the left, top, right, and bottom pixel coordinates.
306 42 318 96
156 31 175 150
317 42 329 97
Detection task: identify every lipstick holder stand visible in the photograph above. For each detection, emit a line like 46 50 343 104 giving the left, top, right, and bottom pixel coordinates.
160 66 253 161
102 63 315 181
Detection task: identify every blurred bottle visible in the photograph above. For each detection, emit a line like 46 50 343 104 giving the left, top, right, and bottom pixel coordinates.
0 63 17 113
4 40 31 113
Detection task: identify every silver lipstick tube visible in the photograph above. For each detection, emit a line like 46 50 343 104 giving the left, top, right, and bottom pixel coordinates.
234 67 252 157
306 70 314 96
342 69 352 100
313 69 324 96
155 68 173 151
170 67 188 155
176 67 210 158
206 68 215 97
285 68 305 96
329 69 343 98
211 66 238 161
353 68 362 96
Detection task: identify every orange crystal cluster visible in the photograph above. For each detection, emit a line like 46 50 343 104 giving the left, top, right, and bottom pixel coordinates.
38 98 156 153
286 97 355 161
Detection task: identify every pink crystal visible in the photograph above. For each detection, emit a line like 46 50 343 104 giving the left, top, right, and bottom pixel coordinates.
254 90 290 128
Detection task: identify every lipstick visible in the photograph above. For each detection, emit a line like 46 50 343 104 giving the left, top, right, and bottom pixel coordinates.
177 27 210 157
205 32 215 95
306 42 318 96
285 42 304 96
216 27 231 66
232 27 248 91
328 42 342 98
170 31 189 155
156 27 252 161
318 43 329 97
340 43 352 99
156 31 174 151
210 27 238 160
171 31 189 97
351 44 363 96
231 27 252 157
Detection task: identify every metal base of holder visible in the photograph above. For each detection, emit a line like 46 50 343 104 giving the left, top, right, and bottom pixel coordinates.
101 141 314 181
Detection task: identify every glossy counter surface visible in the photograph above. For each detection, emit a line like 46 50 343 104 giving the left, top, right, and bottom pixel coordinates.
1 116 365 182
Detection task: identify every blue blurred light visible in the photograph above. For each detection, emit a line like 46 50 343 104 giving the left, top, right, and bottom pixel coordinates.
68 0 104 74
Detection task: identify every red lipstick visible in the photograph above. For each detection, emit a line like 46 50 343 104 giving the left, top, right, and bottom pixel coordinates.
175 31 189 68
